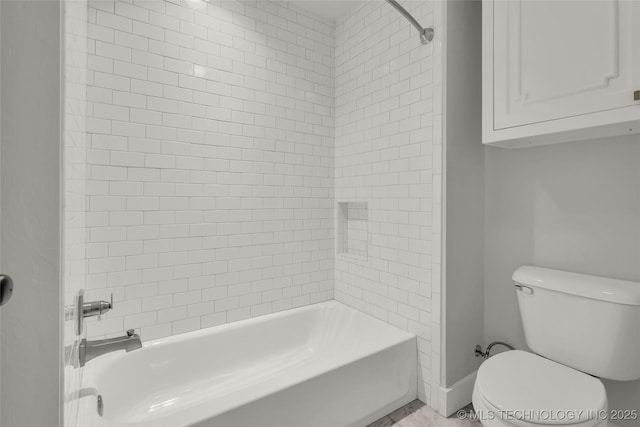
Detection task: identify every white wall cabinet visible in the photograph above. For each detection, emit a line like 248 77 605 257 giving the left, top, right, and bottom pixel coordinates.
483 0 640 148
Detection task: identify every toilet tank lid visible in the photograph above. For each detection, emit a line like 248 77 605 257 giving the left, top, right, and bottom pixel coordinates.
513 266 640 306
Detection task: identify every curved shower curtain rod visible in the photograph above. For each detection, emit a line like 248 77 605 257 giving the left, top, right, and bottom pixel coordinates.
385 0 434 45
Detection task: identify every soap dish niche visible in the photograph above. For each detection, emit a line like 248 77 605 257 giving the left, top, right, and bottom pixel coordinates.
337 202 368 260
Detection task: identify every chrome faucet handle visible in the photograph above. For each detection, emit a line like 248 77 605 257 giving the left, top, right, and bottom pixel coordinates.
66 290 115 336
84 293 113 322
126 329 135 337
97 294 114 321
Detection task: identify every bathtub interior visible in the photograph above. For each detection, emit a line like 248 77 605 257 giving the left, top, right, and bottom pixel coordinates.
83 301 416 425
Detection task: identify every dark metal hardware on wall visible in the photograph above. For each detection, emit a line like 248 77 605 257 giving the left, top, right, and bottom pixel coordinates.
634 90 640 101
385 0 434 45
475 341 515 359
0 274 14 307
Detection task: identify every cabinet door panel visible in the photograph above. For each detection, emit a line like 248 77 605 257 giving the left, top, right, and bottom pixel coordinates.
493 0 638 130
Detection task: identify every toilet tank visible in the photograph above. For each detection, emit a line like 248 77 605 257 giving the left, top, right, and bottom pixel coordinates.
513 265 640 381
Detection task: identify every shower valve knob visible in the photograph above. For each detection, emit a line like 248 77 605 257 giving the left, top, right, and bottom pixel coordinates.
83 293 113 321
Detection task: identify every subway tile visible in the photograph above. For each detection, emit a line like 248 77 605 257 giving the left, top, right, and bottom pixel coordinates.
96 10 133 33
172 317 200 334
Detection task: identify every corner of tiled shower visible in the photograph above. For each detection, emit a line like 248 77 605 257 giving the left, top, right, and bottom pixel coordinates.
333 0 444 407
62 0 446 424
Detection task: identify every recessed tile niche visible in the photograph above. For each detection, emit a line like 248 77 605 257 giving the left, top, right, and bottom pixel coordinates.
337 202 368 260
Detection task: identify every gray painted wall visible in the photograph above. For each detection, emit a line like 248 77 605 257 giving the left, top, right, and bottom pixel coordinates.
484 135 640 426
443 0 484 387
0 2 3 421
1 1 62 425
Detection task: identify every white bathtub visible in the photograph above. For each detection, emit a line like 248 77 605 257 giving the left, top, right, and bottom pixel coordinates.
77 301 417 427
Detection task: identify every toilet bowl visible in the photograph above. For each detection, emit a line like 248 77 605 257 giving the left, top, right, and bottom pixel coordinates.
472 350 607 427
471 266 640 427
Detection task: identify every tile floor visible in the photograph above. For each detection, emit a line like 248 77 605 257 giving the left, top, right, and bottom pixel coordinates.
368 400 482 427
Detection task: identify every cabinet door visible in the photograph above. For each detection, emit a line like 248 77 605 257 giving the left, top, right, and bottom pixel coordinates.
492 0 640 130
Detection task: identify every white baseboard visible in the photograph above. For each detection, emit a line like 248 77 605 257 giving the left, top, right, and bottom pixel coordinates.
439 370 477 417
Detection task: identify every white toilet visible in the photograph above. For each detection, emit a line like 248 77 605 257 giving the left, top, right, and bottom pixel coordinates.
473 265 640 427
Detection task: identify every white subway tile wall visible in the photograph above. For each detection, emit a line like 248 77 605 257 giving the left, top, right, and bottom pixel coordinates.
84 0 336 340
334 0 437 404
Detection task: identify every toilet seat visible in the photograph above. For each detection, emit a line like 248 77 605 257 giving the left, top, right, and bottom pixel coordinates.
474 350 607 426
473 387 604 427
